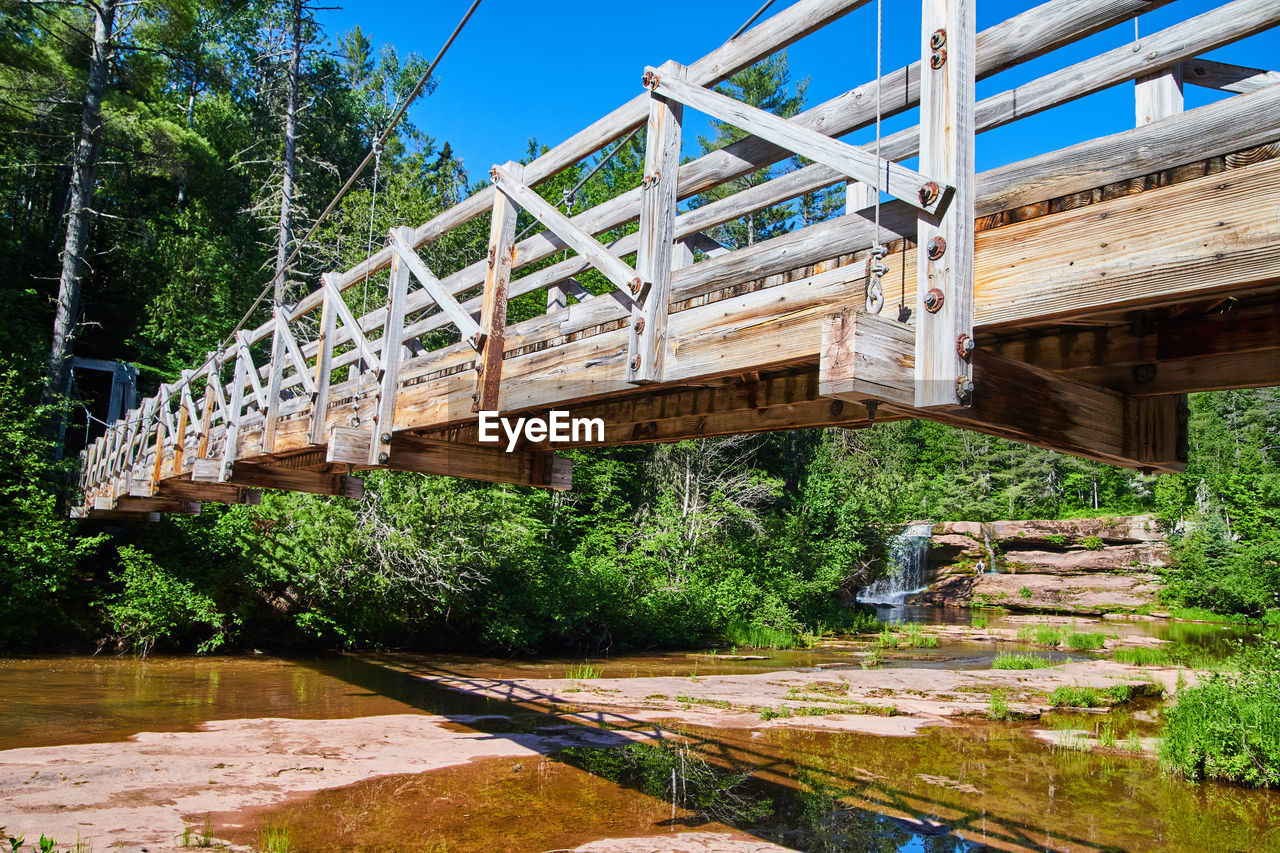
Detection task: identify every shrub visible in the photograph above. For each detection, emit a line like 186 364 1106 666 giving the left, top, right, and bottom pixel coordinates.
723 621 802 650
103 546 230 655
1018 624 1063 646
1081 535 1106 551
1018 586 1033 600
1161 637 1280 787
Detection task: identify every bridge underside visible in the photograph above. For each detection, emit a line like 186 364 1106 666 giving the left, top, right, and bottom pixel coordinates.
74 0 1280 518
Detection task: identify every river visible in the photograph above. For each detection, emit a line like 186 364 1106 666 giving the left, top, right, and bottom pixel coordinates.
0 611 1276 852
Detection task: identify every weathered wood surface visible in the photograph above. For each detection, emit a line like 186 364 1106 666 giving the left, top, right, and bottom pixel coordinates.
1184 57 1280 93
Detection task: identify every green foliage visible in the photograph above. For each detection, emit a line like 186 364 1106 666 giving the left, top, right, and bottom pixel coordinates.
1113 646 1171 666
564 663 602 680
1081 535 1106 551
723 621 803 650
986 690 1010 720
104 546 230 655
256 823 291 853
1161 636 1280 787
1049 684 1135 707
1017 624 1064 646
1018 586 1034 600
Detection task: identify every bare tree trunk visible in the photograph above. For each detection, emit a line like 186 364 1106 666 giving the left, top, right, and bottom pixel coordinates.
274 0 303 300
44 0 117 403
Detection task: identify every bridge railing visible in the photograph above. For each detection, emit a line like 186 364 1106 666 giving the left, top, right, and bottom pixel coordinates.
76 0 1280 514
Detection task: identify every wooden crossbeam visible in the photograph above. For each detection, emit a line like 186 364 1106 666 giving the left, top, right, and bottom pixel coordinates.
628 60 685 384
223 462 365 498
262 308 288 454
1183 57 1280 94
367 226 415 465
491 163 643 301
158 479 261 505
321 272 380 372
385 435 572 491
115 496 201 515
645 67 949 216
388 228 483 346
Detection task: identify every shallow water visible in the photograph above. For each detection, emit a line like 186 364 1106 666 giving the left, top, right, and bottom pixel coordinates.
1 623 1277 852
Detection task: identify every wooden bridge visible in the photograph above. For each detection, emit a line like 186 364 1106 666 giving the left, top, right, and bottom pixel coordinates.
75 0 1280 519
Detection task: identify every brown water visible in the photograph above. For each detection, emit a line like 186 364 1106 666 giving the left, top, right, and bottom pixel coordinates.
1 623 1277 852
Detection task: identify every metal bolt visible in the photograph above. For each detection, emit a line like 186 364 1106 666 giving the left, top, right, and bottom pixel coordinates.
829 399 844 417
926 236 947 261
468 332 483 350
896 304 913 324
630 354 642 372
380 432 391 444
1133 363 1157 384
642 70 659 90
633 317 645 334
924 288 945 314
487 247 496 267
930 28 947 50
919 181 940 207
350 415 360 426
861 399 880 424
930 47 947 69
956 333 974 360
489 167 501 183
378 452 389 464
630 277 644 295
955 375 975 404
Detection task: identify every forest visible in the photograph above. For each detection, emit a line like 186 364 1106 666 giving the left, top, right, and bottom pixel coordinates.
0 0 1277 656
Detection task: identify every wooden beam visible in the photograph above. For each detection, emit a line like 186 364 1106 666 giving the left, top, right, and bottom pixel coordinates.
820 310 915 408
115 496 201 515
475 163 523 412
261 307 288 454
225 462 365 498
158 479 262 505
327 426 371 465
1075 349 1280 397
916 0 976 409
647 68 947 215
385 436 571 490
1183 57 1280 94
628 61 684 384
370 226 414 464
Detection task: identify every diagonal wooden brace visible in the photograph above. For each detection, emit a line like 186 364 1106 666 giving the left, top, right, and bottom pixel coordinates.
491 163 644 303
645 66 951 216
388 228 484 348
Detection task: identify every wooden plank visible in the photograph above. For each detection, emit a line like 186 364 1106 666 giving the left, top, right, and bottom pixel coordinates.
278 315 316 395
1183 57 1280 94
327 425 372 465
492 163 642 300
322 273 380 372
916 0 976 409
116 496 201 515
628 61 685 384
158 479 261 505
388 228 483 345
237 331 268 411
819 310 915 407
649 69 946 215
309 274 339 445
1125 394 1188 469
220 335 249 482
1136 63 1183 126
370 226 414 464
196 353 219 459
191 456 222 483
846 181 878 214
475 162 523 412
1075 349 1280 397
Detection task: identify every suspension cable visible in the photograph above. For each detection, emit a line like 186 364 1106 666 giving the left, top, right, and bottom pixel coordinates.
865 0 888 317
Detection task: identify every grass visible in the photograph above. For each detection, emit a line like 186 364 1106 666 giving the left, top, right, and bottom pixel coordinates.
565 662 603 679
723 621 804 650
1113 646 1170 666
1081 535 1106 551
987 690 1010 720
1018 586 1033 600
970 614 989 629
1048 684 1137 708
5 838 92 853
1065 631 1106 651
1017 624 1064 646
256 824 291 853
180 815 215 847
992 651 1057 670
877 622 938 649
1161 639 1280 787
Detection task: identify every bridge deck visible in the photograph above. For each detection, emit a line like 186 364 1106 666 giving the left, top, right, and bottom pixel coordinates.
75 0 1280 517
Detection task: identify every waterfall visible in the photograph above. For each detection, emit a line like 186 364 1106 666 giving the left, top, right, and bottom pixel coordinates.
858 522 934 605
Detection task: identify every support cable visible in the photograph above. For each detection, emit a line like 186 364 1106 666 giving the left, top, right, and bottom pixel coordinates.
866 0 888 316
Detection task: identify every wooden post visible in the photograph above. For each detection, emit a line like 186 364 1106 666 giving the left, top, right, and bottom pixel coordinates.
628 61 685 384
220 333 248 482
475 161 522 412
370 226 413 465
196 354 219 459
309 274 338 445
846 181 877 214
1136 63 1184 126
915 0 976 409
261 305 289 454
172 398 188 476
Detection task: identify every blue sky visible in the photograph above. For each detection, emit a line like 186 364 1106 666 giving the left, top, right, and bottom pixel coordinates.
314 0 1278 180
